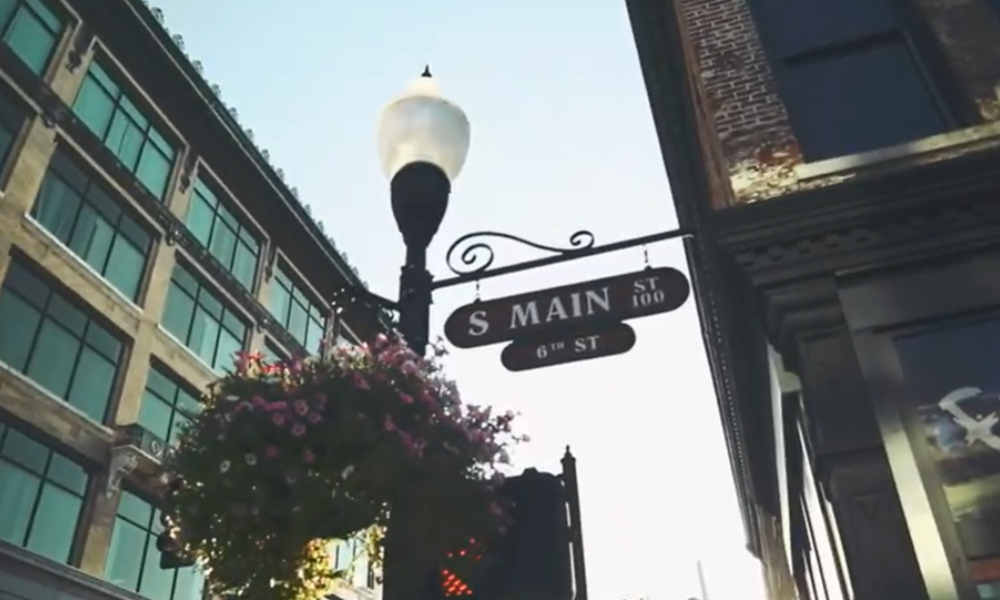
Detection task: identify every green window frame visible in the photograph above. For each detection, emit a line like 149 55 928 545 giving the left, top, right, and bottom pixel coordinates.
105 491 205 600
31 150 153 301
72 60 176 201
0 0 64 74
0 419 89 565
185 179 260 291
0 260 123 423
161 262 247 373
138 365 200 448
269 265 325 355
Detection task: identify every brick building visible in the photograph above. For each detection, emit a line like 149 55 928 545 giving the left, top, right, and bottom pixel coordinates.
627 0 1000 599
0 1 383 600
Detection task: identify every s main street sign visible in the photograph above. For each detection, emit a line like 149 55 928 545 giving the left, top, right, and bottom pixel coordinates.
443 267 689 349
500 322 637 372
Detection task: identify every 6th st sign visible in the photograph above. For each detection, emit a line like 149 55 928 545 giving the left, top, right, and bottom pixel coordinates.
443 267 690 349
501 323 637 372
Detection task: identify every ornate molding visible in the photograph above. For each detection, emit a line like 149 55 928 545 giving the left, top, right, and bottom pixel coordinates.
444 230 596 277
106 445 140 498
178 152 198 192
37 87 68 129
725 163 1000 285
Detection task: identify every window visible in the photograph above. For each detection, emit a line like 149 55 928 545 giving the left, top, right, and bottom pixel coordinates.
269 265 325 355
262 341 288 364
31 151 153 301
748 0 949 161
0 0 63 74
161 262 247 373
138 365 200 448
0 261 123 422
0 419 89 564
105 491 205 600
185 179 260 291
72 61 176 200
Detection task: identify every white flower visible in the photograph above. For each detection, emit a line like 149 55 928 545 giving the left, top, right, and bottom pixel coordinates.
341 465 355 480
244 454 257 466
219 460 231 473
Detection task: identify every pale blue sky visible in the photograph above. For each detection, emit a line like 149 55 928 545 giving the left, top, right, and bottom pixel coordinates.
149 2 767 599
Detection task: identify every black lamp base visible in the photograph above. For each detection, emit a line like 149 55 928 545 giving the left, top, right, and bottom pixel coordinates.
391 161 451 256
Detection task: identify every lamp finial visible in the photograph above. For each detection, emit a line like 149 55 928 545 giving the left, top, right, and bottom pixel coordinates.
421 65 432 78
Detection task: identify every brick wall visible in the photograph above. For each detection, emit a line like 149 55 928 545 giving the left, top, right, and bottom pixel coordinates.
675 0 1000 205
678 0 802 202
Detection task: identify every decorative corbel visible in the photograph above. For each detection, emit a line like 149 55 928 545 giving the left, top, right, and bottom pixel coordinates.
106 445 140 498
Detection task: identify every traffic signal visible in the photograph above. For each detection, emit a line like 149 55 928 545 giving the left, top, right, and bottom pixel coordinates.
428 468 574 600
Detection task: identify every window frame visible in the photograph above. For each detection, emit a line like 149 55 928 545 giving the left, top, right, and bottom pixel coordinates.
185 176 262 293
0 418 91 566
29 147 155 303
138 362 201 448
745 0 975 162
71 54 179 201
268 261 328 356
0 257 126 424
0 86 26 180
0 0 67 76
160 260 249 373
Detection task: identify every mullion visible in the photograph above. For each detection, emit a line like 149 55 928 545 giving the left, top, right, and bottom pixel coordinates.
19 441 55 547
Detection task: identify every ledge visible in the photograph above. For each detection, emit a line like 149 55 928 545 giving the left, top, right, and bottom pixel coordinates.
0 361 113 464
795 120 1000 182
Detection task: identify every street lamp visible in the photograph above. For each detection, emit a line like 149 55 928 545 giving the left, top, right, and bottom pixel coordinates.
377 66 470 356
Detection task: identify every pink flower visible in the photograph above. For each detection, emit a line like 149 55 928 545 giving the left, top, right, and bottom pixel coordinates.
489 502 504 517
271 401 288 411
307 411 321 424
375 333 389 347
265 445 279 458
271 413 286 426
302 450 316 464
352 373 370 390
291 423 306 437
315 393 327 406
399 393 414 405
400 360 418 375
383 415 396 432
252 396 267 407
293 400 309 416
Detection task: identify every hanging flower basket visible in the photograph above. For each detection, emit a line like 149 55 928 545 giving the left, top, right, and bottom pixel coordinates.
164 335 526 600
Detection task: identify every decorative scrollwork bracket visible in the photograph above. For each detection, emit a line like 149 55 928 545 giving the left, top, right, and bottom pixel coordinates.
106 445 140 498
444 230 596 278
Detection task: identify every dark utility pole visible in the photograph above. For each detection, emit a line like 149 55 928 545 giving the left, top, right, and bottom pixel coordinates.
562 447 588 600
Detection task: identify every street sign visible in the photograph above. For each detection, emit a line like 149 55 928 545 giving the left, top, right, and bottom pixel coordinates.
443 267 689 349
500 323 636 372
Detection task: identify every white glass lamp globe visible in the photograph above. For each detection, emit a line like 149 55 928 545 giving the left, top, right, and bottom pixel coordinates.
377 67 471 183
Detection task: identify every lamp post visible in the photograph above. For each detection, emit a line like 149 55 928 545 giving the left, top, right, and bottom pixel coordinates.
376 66 470 356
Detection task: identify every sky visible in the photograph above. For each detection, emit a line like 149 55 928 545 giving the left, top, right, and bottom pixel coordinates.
148 2 769 600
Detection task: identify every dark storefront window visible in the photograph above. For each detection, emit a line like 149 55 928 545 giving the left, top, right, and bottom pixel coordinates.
0 0 64 74
161 262 246 373
895 318 1000 596
184 179 260 292
31 150 153 301
105 491 205 600
138 365 200 448
72 61 176 200
269 265 325 355
0 419 88 564
748 0 948 161
0 260 123 423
